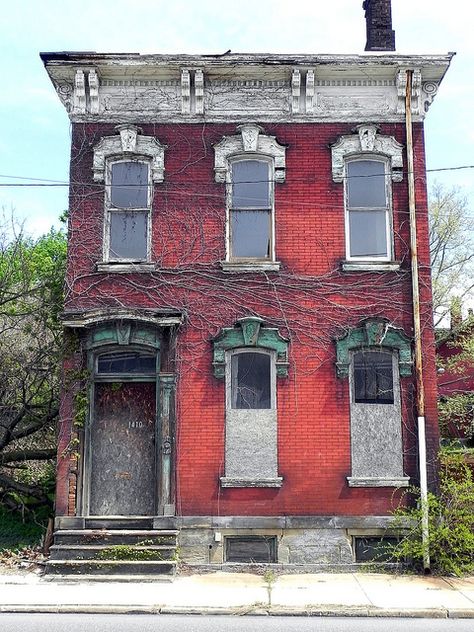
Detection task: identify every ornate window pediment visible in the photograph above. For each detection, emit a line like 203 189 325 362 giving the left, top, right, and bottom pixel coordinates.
331 124 403 183
335 318 412 378
214 124 286 183
212 316 289 378
93 125 166 182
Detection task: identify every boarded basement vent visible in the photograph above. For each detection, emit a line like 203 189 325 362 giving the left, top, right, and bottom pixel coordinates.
225 536 277 563
354 536 399 562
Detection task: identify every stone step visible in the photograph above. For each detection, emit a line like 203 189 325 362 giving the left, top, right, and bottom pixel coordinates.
42 574 174 583
45 559 176 576
84 517 155 530
49 544 177 561
54 529 178 546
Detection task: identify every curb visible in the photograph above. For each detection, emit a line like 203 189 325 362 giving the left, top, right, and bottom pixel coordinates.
1 604 473 618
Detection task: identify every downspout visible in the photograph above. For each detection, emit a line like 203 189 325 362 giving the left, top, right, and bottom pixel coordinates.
405 69 430 572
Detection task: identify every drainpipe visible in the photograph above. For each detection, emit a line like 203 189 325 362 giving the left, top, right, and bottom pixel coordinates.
405 69 430 572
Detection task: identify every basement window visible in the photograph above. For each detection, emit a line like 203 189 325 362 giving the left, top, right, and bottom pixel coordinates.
225 536 277 563
353 536 399 563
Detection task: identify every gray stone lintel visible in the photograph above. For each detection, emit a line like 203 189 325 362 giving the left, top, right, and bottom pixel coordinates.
220 476 283 488
341 261 401 273
176 515 405 530
347 476 410 487
220 261 281 273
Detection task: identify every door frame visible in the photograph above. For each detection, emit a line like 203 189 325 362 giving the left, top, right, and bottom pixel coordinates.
78 322 163 517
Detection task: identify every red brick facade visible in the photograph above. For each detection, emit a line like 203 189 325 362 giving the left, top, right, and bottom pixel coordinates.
57 120 439 518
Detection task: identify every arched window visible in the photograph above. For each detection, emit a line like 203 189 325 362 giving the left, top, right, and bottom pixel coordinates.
335 319 411 488
352 349 394 404
230 350 273 410
345 158 392 261
229 159 272 261
106 159 151 261
212 317 288 487
214 124 286 271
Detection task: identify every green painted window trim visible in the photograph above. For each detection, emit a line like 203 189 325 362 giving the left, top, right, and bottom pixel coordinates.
335 318 412 378
212 316 289 378
85 322 161 351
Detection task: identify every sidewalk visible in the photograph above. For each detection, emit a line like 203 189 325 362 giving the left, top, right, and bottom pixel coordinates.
1 571 474 618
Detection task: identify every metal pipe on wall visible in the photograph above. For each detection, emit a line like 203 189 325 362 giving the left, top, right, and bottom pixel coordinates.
405 68 430 572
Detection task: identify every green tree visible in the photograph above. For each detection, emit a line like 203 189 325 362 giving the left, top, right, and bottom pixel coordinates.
429 184 474 326
0 213 66 512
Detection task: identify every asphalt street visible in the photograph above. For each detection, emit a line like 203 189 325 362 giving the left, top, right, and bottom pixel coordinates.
1 614 474 632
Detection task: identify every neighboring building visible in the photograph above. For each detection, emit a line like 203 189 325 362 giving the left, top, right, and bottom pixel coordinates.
41 3 452 572
437 307 474 443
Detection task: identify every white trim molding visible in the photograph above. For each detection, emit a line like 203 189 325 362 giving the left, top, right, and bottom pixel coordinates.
214 124 287 183
92 125 166 182
331 124 403 183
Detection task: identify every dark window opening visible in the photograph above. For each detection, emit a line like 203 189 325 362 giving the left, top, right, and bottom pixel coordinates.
230 160 271 259
97 351 156 375
354 536 399 563
231 352 271 409
225 536 277 563
353 350 394 404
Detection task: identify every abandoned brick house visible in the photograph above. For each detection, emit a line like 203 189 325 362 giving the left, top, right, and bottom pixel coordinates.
41 1 453 573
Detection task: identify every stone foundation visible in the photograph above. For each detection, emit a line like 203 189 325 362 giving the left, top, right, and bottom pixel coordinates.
177 515 403 566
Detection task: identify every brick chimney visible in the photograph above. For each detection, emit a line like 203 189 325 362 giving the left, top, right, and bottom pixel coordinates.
363 0 396 51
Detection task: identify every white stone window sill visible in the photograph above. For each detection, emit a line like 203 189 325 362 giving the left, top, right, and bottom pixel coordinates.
220 476 283 488
347 476 410 488
96 262 156 273
341 261 401 272
220 261 281 273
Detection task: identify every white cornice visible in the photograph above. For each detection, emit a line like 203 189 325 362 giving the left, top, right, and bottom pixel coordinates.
41 52 453 124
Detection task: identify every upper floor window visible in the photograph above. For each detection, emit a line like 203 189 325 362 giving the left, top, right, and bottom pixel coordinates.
92 125 166 270
331 125 403 270
229 159 272 261
106 160 151 261
214 124 286 271
345 158 391 260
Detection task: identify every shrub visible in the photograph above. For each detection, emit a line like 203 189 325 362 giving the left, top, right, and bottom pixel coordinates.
391 453 474 576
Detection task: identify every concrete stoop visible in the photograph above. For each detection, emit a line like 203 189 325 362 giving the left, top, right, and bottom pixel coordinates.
46 528 178 577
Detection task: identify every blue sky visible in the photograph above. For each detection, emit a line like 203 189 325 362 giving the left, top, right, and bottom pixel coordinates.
1 0 473 235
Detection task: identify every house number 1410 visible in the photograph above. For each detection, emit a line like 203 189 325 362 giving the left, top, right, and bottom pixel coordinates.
129 421 143 429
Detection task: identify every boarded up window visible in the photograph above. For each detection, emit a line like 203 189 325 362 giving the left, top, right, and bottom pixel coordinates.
225 536 277 563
